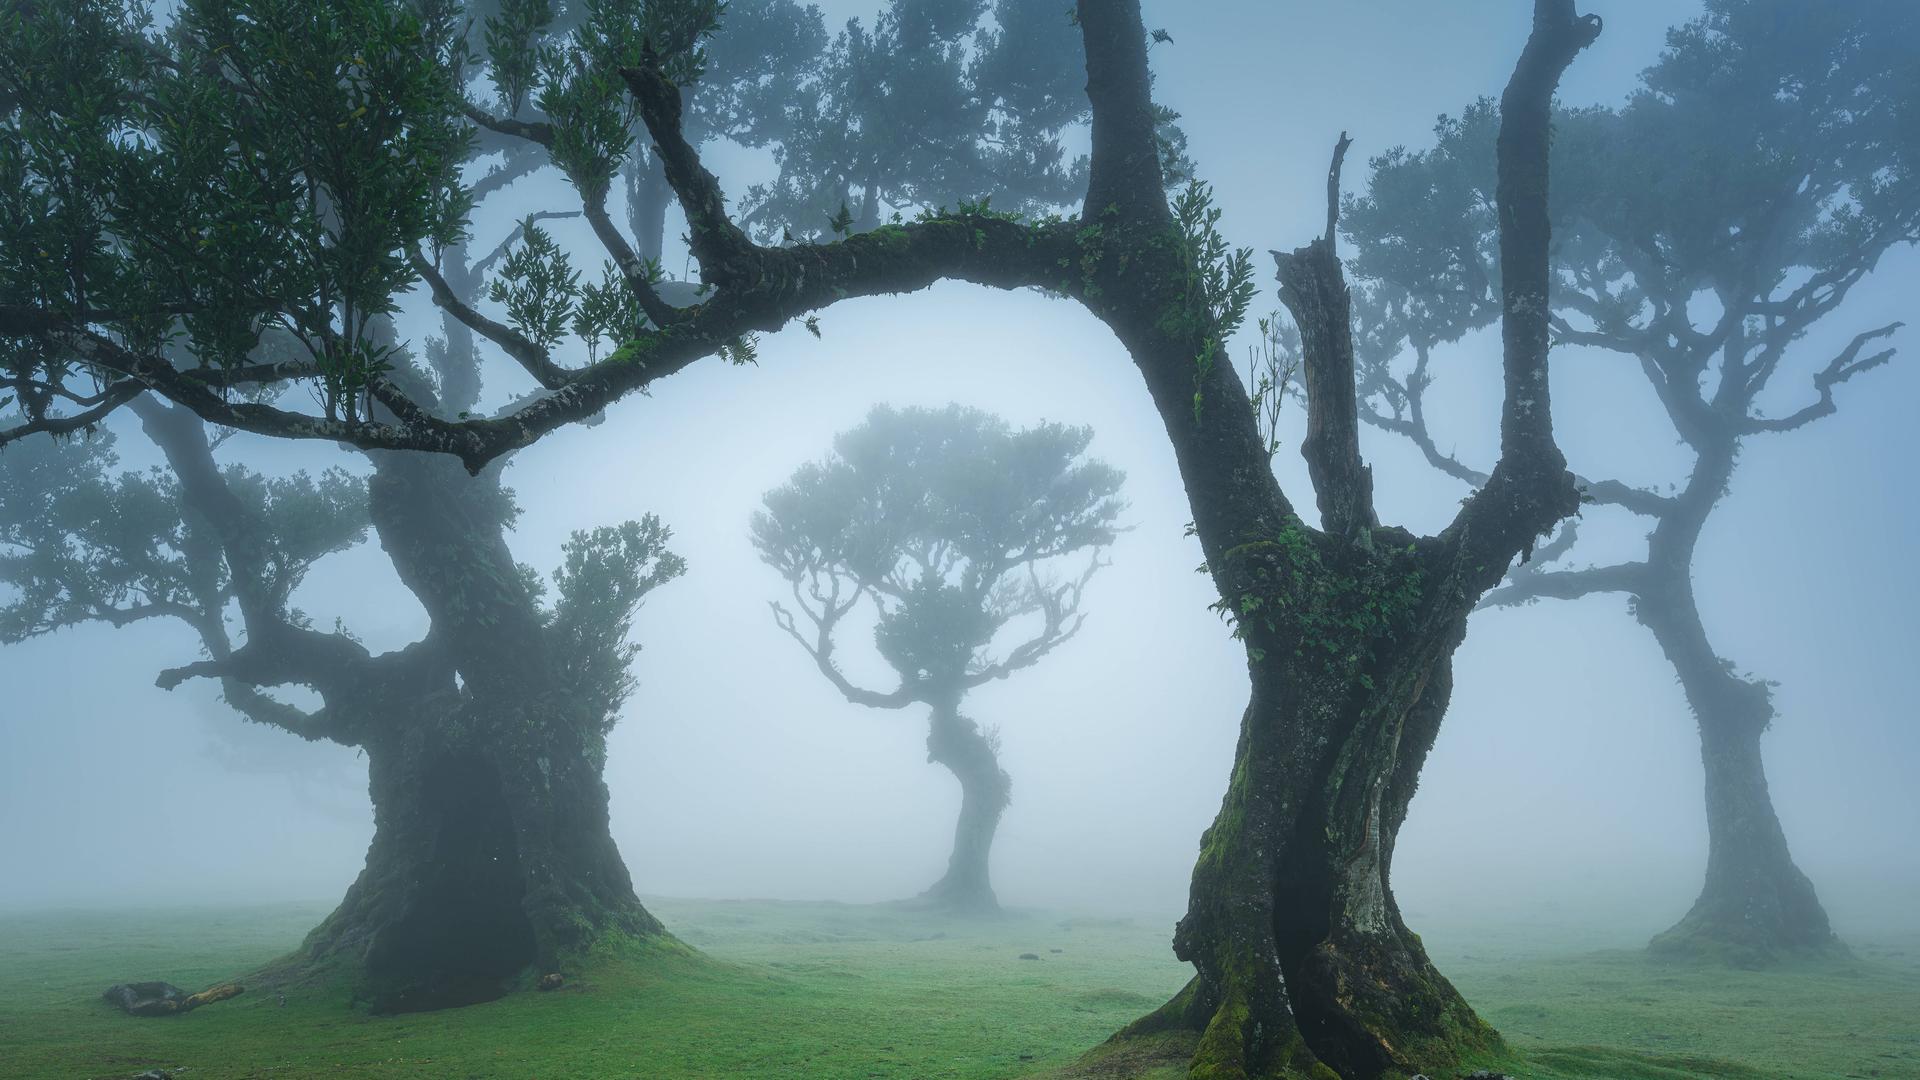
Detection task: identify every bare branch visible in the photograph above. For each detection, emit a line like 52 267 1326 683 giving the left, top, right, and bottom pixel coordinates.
1076 0 1170 225
0 380 143 447
408 250 569 389
461 102 555 147
1276 132 1375 538
620 60 759 285
1480 560 1648 609
1741 322 1902 434
1444 0 1599 583
768 598 915 709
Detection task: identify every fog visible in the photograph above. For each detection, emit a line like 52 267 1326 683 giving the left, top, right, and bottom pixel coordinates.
3 0 1916 961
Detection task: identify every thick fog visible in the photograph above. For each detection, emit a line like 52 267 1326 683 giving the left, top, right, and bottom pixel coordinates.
2 0 1915 950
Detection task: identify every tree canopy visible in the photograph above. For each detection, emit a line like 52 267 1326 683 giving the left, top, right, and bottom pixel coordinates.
753 403 1124 704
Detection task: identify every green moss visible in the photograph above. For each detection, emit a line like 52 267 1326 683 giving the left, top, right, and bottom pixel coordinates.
1211 517 1426 676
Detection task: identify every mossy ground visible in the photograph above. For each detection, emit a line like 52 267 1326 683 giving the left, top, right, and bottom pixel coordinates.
0 898 1913 1079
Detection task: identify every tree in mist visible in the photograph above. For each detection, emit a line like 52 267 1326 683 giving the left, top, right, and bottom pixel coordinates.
1 0 1103 1008
0 0 1605 1072
0 390 684 1012
1338 0 1918 965
752 404 1123 913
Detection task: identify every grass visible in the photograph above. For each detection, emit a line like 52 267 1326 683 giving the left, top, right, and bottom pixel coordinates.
0 898 1914 1079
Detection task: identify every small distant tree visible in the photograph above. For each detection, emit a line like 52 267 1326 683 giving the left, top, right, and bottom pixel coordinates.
1340 0 1917 964
751 404 1124 913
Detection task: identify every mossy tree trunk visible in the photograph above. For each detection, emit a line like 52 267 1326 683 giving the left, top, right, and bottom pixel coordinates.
295 452 663 1011
1121 531 1504 1078
916 699 1012 914
1063 2 1596 1073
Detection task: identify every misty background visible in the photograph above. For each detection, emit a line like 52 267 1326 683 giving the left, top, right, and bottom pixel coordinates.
2 0 1914 942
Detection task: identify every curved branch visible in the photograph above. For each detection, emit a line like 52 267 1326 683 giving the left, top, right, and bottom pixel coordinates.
620 60 759 286
461 102 555 147
1741 321 1901 434
768 598 916 709
1479 560 1648 609
408 250 568 389
0 380 143 447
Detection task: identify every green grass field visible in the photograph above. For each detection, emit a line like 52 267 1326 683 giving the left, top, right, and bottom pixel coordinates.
1 898 1914 1079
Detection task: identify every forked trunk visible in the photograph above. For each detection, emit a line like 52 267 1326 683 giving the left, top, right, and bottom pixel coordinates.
1132 600 1496 1080
916 703 1011 914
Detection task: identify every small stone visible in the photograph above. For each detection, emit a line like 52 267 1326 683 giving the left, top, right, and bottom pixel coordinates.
537 972 564 990
1049 948 1063 953
1017 953 1039 961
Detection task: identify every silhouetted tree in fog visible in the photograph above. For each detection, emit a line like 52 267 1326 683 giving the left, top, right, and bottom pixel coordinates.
752 404 1123 913
1339 0 1918 965
0 387 684 1012
0 0 1605 1071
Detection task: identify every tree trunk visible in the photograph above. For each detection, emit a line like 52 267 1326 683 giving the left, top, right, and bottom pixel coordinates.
299 710 657 1012
916 703 1011 914
628 146 672 264
1646 703 1835 965
291 452 664 1011
1128 596 1497 1080
1636 452 1836 965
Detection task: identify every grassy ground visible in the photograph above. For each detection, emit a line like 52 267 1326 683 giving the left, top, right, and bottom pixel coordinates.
0 898 1914 1079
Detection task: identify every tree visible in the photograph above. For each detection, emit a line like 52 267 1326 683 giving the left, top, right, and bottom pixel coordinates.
0 389 685 1012
0 0 1602 1072
1339 0 1918 965
751 403 1123 913
1 0 1114 1009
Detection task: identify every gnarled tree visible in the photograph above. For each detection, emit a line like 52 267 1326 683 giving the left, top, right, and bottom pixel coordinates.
1 0 1601 1072
0 394 685 1010
752 403 1123 914
1341 0 1917 966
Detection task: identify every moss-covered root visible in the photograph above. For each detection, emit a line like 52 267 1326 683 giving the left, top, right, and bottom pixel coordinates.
1290 932 1500 1078
1103 974 1335 1080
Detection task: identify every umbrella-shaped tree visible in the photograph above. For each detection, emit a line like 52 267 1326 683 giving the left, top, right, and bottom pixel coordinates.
751 404 1123 913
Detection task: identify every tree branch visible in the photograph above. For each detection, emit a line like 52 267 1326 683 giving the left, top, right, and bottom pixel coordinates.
1275 132 1375 538
577 183 682 329
461 102 555 147
1076 0 1170 226
408 250 569 389
768 598 916 709
1444 0 1599 583
620 60 759 286
1480 560 1648 608
1741 321 1901 434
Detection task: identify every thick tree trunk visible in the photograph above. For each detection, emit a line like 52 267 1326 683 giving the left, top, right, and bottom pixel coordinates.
300 711 656 1012
1130 611 1496 1080
916 703 1012 914
288 452 664 1011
